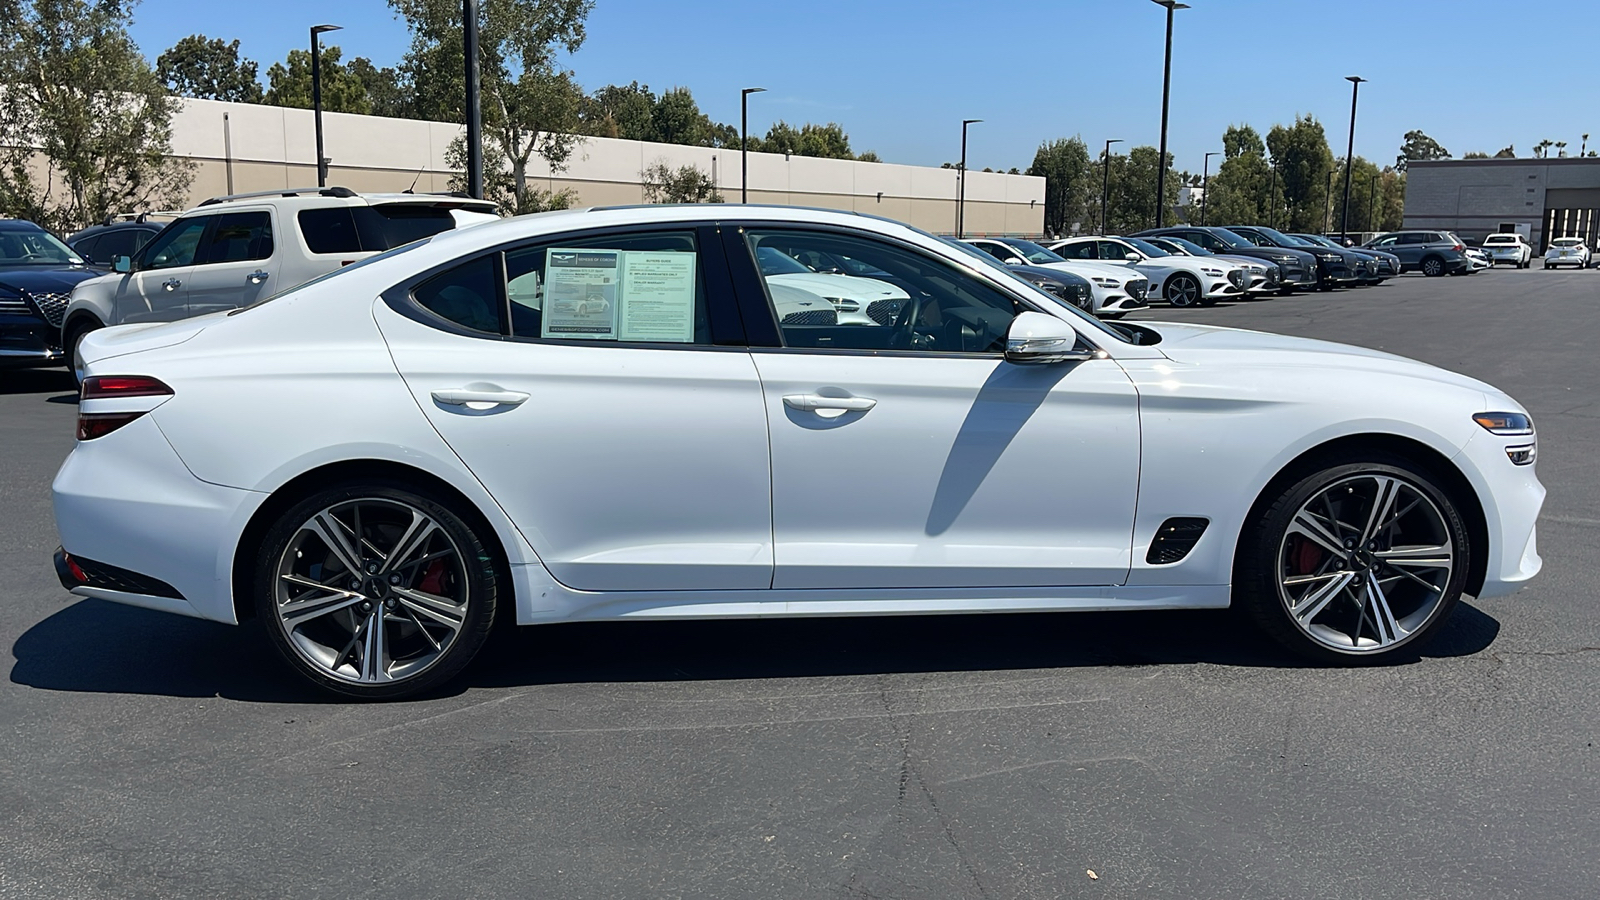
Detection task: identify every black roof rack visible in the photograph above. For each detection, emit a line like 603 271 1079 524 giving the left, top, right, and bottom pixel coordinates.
198 186 358 206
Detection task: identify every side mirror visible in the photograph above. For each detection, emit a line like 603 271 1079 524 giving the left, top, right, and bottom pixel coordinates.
112 255 132 273
1124 252 1141 262
1005 256 1025 266
1004 312 1102 365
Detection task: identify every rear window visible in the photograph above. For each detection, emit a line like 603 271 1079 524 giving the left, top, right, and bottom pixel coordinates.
298 205 460 254
1485 235 1515 244
1552 238 1582 247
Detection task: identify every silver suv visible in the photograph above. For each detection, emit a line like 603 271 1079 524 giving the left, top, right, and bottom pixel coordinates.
61 187 497 375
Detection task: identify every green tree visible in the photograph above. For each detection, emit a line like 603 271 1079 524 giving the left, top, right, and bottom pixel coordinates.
580 81 656 140
347 57 411 119
1462 151 1489 159
1027 136 1093 237
1494 145 1516 158
641 160 722 203
156 34 263 103
445 136 574 212
264 46 371 114
1223 123 1266 160
388 0 592 215
1265 115 1335 233
1396 130 1449 170
762 121 855 159
651 87 715 146
0 0 193 232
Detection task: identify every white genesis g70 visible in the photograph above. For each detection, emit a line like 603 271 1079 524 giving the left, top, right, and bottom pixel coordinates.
53 206 1544 698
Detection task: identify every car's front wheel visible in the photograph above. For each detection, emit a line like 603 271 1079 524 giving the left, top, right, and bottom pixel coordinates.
254 481 499 699
1165 273 1201 307
1235 458 1470 663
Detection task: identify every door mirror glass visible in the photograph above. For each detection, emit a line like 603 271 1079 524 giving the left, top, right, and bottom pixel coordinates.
112 255 132 273
1004 312 1097 365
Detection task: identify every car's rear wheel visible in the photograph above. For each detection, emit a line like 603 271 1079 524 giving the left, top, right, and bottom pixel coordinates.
1165 273 1201 307
1235 459 1469 663
254 481 499 699
1420 256 1445 277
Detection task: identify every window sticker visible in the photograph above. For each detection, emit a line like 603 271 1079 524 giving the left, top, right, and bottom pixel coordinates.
539 247 695 343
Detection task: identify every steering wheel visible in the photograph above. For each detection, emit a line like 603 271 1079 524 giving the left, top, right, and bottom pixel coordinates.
887 291 927 350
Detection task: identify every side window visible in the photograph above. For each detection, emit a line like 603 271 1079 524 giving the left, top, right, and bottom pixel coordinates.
1098 240 1132 260
298 208 362 254
501 230 711 345
198 211 273 265
1371 235 1397 248
1395 233 1423 245
746 229 1024 354
972 241 1013 262
139 217 211 270
97 229 141 264
1057 241 1097 260
413 255 503 334
72 236 101 264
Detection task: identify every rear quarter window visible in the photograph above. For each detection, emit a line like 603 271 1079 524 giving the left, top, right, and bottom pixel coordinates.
298 205 461 255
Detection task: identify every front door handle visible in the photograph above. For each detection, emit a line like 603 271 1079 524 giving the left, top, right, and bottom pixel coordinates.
247 270 270 285
782 393 877 412
431 388 530 409
162 279 181 291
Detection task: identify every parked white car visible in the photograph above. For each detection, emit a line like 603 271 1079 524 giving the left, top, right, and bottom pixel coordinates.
1482 233 1533 268
962 237 1149 318
1048 236 1249 308
1543 237 1591 269
753 245 909 325
1464 248 1492 271
55 205 1543 698
1142 235 1284 296
61 187 499 379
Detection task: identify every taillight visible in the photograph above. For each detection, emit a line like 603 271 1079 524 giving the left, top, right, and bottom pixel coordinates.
81 375 173 400
1453 244 1464 252
77 375 172 441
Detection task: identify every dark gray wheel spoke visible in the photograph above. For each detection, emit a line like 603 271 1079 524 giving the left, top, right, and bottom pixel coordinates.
273 497 469 686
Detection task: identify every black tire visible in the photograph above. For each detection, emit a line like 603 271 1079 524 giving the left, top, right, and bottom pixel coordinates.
63 318 102 387
253 480 500 700
1099 311 1126 320
1165 273 1202 307
1234 456 1471 664
1420 256 1446 277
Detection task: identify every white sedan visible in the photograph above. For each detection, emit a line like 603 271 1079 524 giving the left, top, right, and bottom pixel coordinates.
1543 237 1591 269
1049 236 1248 308
962 237 1149 318
1482 233 1533 268
54 206 1544 698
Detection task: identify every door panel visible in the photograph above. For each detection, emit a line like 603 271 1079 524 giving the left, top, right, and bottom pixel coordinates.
754 352 1140 589
112 268 193 324
185 210 281 317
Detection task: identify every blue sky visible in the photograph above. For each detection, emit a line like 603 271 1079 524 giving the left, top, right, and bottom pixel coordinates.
127 0 1597 175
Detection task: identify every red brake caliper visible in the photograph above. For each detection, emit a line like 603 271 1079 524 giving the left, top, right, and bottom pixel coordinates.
419 559 448 595
1291 535 1323 575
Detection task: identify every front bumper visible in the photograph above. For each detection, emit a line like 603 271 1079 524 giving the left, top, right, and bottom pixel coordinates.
0 314 64 369
1456 424 1545 599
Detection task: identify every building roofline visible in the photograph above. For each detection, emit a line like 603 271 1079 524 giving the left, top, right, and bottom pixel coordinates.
1407 157 1600 168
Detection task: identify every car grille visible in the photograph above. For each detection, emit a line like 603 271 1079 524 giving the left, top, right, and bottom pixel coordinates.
1127 278 1149 300
781 309 837 326
866 298 904 325
30 292 69 327
1264 266 1281 285
0 294 31 316
1227 269 1247 288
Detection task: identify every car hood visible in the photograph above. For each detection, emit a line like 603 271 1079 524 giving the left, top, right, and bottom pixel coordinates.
1218 245 1314 264
1145 322 1497 393
769 271 909 301
0 265 105 295
1036 259 1140 281
77 315 216 366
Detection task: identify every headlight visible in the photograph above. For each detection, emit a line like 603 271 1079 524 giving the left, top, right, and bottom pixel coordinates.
1092 276 1119 287
1474 412 1533 435
1201 267 1223 276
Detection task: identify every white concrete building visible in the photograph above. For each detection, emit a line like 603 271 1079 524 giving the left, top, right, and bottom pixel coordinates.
168 98 1046 236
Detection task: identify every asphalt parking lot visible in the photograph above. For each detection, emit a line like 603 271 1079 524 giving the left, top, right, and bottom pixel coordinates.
2 266 1597 899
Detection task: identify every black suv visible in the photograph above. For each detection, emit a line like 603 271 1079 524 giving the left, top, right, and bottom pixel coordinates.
1134 226 1318 293
1362 231 1472 277
1221 225 1368 290
0 220 106 371
66 215 166 268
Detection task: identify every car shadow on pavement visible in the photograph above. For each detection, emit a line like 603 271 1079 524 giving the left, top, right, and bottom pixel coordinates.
0 369 74 398
10 596 1502 700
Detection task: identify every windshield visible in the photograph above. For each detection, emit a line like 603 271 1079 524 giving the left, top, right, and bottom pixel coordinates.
0 228 83 266
939 237 1128 343
1000 238 1068 264
1159 236 1213 256
1248 226 1301 246
1123 237 1170 258
1207 228 1255 249
1552 238 1583 247
1295 234 1338 249
755 246 812 275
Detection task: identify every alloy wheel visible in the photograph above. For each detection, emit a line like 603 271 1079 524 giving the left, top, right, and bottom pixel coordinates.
272 497 471 685
1167 275 1200 307
1275 473 1454 654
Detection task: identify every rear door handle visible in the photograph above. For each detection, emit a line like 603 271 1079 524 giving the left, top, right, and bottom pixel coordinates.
247 270 270 284
431 388 530 408
782 393 877 412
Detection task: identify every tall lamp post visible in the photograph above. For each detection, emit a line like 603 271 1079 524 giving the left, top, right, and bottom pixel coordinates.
462 0 483 199
310 24 342 187
957 118 982 238
1269 155 1281 229
1339 76 1367 242
1150 0 1188 229
1101 138 1123 235
1200 150 1218 226
740 87 766 203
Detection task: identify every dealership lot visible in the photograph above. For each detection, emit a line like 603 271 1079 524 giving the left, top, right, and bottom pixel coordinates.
2 267 1597 898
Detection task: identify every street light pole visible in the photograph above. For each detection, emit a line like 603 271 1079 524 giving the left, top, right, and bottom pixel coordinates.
1102 138 1123 235
1269 155 1280 230
1201 151 1218 226
1150 0 1188 229
958 118 982 238
310 24 342 187
741 87 766 204
1339 76 1367 242
463 0 483 199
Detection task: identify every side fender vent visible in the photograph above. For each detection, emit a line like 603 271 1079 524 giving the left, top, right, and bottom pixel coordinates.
1146 517 1209 565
